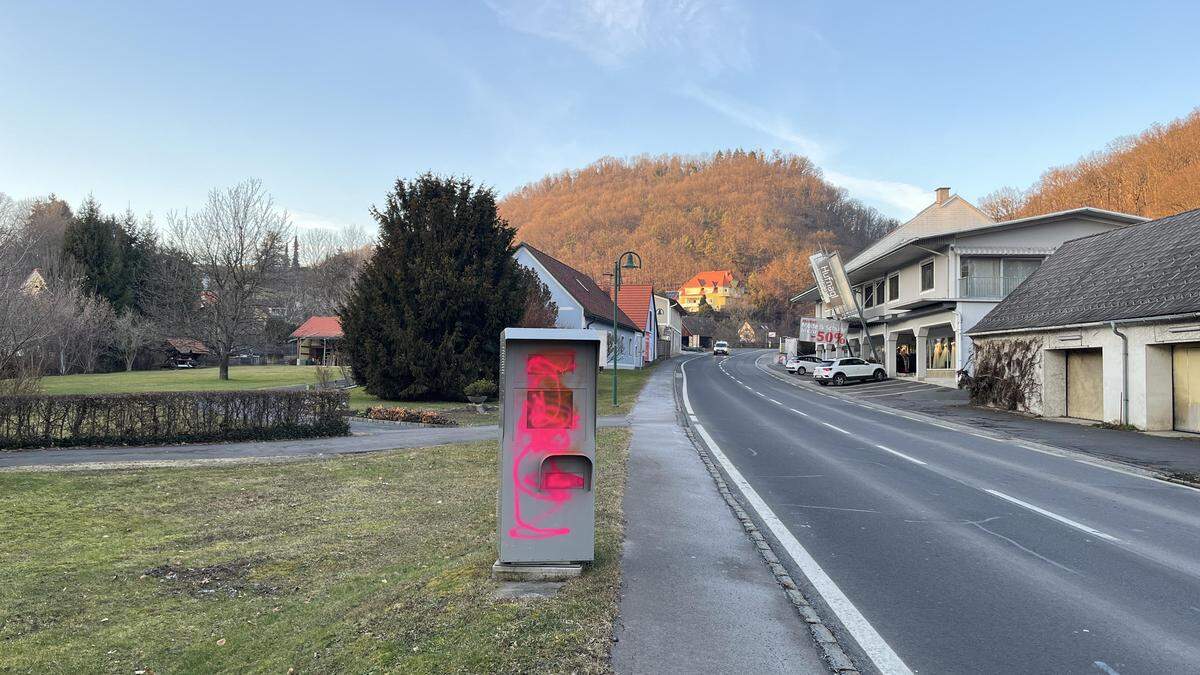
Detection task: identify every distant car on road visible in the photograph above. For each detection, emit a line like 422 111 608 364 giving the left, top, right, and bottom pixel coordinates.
785 355 823 375
813 358 886 386
713 340 730 356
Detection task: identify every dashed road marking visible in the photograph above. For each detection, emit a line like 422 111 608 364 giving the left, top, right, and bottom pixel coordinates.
822 422 850 435
874 444 928 466
985 489 1120 542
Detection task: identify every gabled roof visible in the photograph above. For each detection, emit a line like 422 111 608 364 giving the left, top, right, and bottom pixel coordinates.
970 208 1200 334
681 270 735 291
291 316 344 339
164 338 210 355
681 315 715 337
518 243 640 332
616 284 655 332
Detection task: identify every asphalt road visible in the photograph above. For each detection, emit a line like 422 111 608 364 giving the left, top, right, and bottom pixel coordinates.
682 350 1200 674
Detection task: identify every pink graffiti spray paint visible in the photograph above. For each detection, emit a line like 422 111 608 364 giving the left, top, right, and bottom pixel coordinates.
508 350 582 540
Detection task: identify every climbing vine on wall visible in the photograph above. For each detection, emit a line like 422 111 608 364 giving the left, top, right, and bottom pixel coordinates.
961 338 1043 411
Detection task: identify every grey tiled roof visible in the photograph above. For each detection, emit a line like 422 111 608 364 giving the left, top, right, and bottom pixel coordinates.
970 209 1200 333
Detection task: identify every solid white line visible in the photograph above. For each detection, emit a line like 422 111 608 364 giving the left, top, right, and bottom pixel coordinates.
683 361 913 675
822 422 850 435
874 444 927 466
984 489 1120 542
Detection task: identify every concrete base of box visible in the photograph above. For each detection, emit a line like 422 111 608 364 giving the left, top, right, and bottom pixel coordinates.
491 561 584 582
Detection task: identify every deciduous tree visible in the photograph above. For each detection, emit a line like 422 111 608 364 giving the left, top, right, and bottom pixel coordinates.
166 179 291 380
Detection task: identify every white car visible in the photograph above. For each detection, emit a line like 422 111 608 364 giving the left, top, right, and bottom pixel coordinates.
813 358 887 386
785 355 823 375
713 340 730 356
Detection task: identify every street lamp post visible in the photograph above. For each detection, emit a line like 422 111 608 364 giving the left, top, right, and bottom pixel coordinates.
611 251 642 406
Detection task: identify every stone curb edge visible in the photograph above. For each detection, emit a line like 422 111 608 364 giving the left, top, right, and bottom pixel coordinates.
752 353 1200 490
672 361 861 675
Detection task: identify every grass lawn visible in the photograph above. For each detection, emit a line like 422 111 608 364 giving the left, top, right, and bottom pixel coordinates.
350 361 663 426
36 366 325 396
0 428 631 674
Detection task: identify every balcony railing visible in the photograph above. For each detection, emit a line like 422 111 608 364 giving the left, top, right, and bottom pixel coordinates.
959 276 1024 299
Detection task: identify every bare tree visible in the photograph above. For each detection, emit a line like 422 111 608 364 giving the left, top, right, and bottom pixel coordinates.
167 179 291 380
0 194 53 391
111 308 156 371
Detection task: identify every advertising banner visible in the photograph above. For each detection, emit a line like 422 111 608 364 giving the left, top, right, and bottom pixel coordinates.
808 252 856 318
799 317 849 345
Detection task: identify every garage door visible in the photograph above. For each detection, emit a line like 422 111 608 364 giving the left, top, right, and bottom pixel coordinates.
1174 343 1200 433
1066 349 1103 422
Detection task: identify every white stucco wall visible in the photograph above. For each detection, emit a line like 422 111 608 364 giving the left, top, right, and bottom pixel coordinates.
972 321 1200 431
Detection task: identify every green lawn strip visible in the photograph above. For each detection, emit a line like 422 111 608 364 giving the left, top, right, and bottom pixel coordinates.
0 428 630 674
349 360 660 427
35 366 325 396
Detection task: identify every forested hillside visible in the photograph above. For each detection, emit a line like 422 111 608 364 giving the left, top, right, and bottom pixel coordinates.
981 109 1200 221
499 151 896 321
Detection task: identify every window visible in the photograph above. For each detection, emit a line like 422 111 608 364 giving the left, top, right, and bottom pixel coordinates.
959 257 1041 298
920 261 935 292
863 283 875 308
875 280 885 305
887 274 899 301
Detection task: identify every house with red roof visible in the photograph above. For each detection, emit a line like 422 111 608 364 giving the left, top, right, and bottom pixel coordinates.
678 269 742 313
290 316 344 365
514 243 646 369
615 284 659 363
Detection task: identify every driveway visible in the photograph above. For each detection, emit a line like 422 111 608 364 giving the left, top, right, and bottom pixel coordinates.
0 417 630 470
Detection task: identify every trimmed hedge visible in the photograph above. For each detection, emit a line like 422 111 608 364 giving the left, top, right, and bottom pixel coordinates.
0 390 349 450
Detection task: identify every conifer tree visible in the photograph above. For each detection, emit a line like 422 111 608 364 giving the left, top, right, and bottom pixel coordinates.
340 174 528 400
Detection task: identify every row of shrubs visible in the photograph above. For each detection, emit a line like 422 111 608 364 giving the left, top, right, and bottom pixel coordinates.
361 407 456 426
0 390 349 450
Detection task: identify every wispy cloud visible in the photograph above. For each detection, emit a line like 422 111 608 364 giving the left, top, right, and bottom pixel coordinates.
683 85 930 217
681 84 825 161
485 0 748 73
821 171 933 216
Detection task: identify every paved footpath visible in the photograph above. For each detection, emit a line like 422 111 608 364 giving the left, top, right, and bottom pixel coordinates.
612 356 827 674
0 417 628 470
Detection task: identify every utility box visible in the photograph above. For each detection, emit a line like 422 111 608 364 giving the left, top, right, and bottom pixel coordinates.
497 328 602 565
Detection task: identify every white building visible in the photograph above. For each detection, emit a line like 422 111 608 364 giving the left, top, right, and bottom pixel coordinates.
514 243 646 369
969 208 1200 433
653 294 684 357
790 188 1146 386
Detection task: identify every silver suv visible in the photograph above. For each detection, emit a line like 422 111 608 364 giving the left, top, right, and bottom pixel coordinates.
713 340 730 356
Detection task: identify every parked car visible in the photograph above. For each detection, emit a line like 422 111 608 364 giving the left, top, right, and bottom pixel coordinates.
813 358 887 386
713 340 730 356
785 355 823 375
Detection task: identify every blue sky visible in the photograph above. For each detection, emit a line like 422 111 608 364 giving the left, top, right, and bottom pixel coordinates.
2 1 1198 230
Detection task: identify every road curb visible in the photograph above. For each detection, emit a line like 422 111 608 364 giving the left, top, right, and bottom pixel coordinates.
750 352 1195 488
673 359 861 675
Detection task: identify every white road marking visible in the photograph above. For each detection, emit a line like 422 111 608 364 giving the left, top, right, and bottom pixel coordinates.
874 444 928 466
767 398 782 405
789 408 809 417
681 360 913 675
985 490 1120 542
822 422 850 435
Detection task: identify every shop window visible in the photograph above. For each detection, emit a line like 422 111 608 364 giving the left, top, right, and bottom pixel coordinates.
926 336 956 370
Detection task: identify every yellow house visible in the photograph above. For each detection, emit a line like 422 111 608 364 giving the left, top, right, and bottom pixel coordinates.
677 269 742 312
